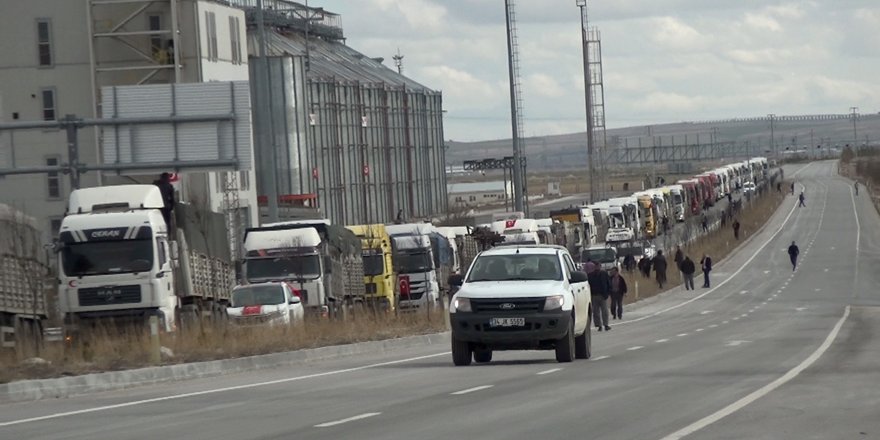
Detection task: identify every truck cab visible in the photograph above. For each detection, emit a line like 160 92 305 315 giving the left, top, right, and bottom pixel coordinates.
346 224 395 311
386 223 451 311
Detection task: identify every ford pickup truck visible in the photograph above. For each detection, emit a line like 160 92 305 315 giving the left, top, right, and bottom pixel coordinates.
448 245 592 365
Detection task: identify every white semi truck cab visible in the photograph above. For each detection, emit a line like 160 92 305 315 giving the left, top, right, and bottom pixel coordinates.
386 223 452 311
57 185 234 333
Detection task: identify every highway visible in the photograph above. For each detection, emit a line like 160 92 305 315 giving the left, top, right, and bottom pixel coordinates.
2 160 879 440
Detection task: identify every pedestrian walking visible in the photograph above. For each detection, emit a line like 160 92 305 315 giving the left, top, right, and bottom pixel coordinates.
653 250 668 289
727 192 733 204
623 254 636 273
854 181 859 195
790 182 795 195
732 219 741 240
680 256 696 290
609 267 628 320
788 241 799 271
662 215 670 235
701 215 709 233
777 182 782 193
587 265 612 331
674 246 684 270
638 256 652 279
582 259 597 275
700 254 713 288
798 192 806 207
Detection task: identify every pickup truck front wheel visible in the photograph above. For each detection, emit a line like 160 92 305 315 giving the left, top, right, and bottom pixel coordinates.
555 319 575 363
452 335 472 366
575 325 591 359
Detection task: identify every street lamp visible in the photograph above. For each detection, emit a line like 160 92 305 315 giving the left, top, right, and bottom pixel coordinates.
767 114 776 157
576 0 595 204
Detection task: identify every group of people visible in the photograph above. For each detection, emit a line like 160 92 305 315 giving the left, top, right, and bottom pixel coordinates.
673 246 713 289
583 260 628 332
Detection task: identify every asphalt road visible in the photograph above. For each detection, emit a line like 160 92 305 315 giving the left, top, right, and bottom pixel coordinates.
2 160 879 440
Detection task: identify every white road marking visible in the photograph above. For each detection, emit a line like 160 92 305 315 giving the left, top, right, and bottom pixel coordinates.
700 310 714 315
739 290 749 294
677 333 689 337
656 339 670 343
315 412 381 428
850 179 861 287
709 324 718 328
695 328 704 332
661 306 850 440
0 352 450 428
795 307 808 312
733 317 740 321
451 385 494 395
536 368 562 375
815 288 821 292
627 346 644 351
741 314 748 317
725 340 751 347
722 321 729 324
824 269 829 272
592 355 611 361
763 270 770 274
617 187 805 326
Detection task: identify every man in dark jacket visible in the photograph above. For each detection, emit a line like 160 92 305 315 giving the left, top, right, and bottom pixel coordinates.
587 265 612 331
788 241 799 271
608 267 628 319
674 246 684 280
153 172 176 228
638 256 652 278
700 254 713 288
680 256 696 290
653 250 668 288
733 219 741 240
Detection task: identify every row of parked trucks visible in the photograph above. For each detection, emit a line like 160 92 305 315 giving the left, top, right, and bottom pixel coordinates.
0 157 771 346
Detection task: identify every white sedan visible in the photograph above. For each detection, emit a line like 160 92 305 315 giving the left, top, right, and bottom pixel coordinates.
228 282 305 327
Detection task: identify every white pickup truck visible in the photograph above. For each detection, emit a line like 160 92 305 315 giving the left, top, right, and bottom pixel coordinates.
448 245 593 365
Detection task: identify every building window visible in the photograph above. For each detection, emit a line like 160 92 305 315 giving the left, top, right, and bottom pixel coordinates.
49 218 62 234
469 195 476 202
41 88 56 121
229 16 241 65
205 11 218 61
148 15 162 58
46 156 61 199
36 19 52 67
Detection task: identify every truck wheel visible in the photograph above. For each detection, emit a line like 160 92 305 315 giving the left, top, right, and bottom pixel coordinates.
474 349 492 363
555 319 575 363
451 335 472 366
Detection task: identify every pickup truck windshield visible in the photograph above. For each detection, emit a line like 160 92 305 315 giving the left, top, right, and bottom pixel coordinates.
395 252 432 273
246 255 321 281
232 285 285 307
582 248 617 263
467 254 562 282
61 239 153 276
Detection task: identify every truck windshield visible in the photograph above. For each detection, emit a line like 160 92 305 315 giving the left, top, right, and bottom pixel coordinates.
467 254 562 282
363 253 385 276
609 213 625 228
246 255 321 281
61 239 153 276
582 248 617 263
673 193 683 204
232 285 285 307
395 252 432 273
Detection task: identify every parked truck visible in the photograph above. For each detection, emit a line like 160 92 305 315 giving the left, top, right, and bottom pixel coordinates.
242 219 364 317
346 224 396 312
386 223 452 311
57 185 235 334
0 204 50 356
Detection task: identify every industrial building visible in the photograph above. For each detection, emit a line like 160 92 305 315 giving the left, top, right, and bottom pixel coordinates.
0 0 448 246
447 181 512 210
243 1 448 225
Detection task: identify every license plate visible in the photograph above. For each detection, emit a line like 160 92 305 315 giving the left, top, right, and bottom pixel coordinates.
489 317 525 327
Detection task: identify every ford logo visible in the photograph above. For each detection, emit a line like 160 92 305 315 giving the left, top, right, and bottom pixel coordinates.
499 303 516 310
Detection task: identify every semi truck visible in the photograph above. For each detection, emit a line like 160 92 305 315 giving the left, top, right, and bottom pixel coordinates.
57 185 235 334
242 220 364 317
346 224 396 312
386 223 452 311
0 204 50 356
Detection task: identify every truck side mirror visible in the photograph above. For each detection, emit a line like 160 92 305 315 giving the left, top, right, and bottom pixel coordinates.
448 274 464 287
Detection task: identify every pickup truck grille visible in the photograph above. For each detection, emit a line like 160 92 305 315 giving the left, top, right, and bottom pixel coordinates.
78 285 142 307
470 298 544 314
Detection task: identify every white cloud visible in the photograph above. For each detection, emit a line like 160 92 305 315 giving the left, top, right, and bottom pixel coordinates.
369 0 449 33
651 17 706 50
743 12 782 31
526 73 565 98
417 65 501 110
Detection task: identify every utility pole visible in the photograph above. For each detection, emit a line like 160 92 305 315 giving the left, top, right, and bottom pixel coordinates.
393 48 404 75
504 0 525 213
850 106 859 144
768 114 776 157
576 0 595 204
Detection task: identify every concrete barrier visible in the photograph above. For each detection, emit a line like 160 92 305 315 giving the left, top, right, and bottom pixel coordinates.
0 331 450 404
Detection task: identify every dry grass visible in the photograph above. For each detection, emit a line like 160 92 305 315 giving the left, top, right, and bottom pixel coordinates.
0 310 449 384
618 186 788 304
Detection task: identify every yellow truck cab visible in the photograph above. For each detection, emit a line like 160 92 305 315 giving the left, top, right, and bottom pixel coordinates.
346 224 395 311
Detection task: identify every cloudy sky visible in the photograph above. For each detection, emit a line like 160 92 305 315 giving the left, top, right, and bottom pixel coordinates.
319 0 880 142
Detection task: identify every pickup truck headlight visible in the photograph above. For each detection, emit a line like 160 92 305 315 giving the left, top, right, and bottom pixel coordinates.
544 295 565 311
452 297 471 313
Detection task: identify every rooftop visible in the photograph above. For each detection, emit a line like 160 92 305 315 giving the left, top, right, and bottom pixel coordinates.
447 181 509 194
